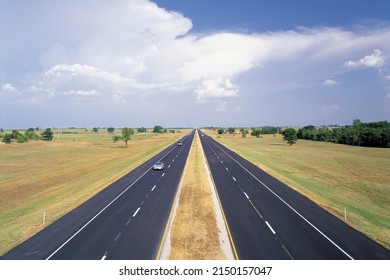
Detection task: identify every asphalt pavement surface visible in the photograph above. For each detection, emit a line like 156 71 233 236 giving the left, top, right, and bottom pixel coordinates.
2 130 195 260
198 130 390 260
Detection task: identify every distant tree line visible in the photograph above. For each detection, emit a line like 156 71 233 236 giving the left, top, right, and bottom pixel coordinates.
0 128 54 143
215 126 280 138
297 120 390 148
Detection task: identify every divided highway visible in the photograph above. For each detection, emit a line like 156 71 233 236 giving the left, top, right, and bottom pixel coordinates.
199 130 390 260
2 130 195 260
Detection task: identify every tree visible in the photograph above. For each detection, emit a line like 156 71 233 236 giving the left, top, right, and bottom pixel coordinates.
2 134 12 144
227 127 236 134
282 128 298 145
217 128 225 135
251 128 261 138
93 127 99 133
113 127 134 147
261 126 278 134
16 134 28 143
107 127 115 133
240 128 247 138
11 130 21 139
137 127 147 133
41 128 54 141
153 125 164 133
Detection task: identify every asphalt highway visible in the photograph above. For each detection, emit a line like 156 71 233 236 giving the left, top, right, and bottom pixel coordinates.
2 130 195 260
199 130 390 260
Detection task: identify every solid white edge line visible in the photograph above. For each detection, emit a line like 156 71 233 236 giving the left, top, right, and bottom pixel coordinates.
133 207 141 217
210 137 355 260
45 136 184 260
265 221 276 235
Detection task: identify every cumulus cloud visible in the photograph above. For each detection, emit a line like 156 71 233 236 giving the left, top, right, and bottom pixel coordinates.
195 77 239 102
2 83 17 93
323 79 339 86
344 49 385 68
3 0 390 113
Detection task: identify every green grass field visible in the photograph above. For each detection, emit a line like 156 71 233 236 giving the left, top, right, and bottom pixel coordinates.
0 129 187 255
205 130 390 249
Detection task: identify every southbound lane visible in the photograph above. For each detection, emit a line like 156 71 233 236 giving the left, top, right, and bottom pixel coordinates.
2 131 195 260
199 130 390 260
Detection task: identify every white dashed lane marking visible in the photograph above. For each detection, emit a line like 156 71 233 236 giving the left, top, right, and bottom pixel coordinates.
265 221 276 235
133 207 140 217
114 232 122 242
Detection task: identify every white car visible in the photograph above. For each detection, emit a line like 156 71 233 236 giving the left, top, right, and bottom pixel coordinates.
153 162 164 170
177 141 183 146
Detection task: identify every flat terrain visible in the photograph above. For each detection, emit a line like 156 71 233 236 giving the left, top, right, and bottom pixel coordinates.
0 129 187 256
204 130 390 249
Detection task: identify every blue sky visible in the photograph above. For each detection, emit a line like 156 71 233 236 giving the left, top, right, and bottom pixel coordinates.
1 0 390 128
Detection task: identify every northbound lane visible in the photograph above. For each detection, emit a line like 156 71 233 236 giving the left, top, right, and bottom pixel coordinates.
199 130 390 260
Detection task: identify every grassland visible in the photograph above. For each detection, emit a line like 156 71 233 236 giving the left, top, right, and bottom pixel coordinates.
205 130 390 249
168 131 226 260
0 129 187 256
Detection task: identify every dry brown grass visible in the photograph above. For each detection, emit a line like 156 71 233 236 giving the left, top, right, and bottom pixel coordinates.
168 131 225 260
0 130 187 255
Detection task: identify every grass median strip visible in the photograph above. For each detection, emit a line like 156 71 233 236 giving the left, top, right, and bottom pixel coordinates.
167 131 227 260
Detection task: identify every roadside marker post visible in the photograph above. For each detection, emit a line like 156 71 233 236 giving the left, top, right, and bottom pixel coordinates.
344 206 347 220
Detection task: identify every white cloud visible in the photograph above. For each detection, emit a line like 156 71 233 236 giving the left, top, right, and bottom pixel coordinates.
195 77 239 102
3 0 390 117
344 49 385 68
385 93 390 100
43 63 138 96
2 83 17 93
61 90 103 97
378 68 390 80
323 79 339 86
